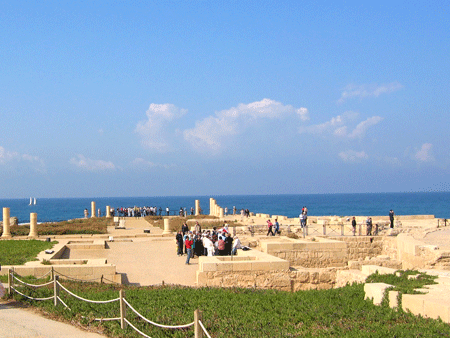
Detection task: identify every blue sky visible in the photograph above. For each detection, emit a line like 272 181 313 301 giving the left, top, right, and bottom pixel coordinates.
0 1 449 198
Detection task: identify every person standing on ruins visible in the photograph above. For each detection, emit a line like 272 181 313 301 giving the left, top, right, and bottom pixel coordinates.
366 217 373 236
389 209 395 228
351 217 357 235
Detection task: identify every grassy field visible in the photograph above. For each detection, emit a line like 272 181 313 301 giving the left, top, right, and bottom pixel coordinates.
3 276 450 338
0 239 56 265
1 217 111 237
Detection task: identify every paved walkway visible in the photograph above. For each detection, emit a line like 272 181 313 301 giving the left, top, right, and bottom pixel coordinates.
0 300 107 338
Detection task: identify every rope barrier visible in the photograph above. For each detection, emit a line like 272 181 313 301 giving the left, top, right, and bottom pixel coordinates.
57 296 71 310
8 270 209 337
57 282 120 304
11 287 54 301
123 299 195 329
12 275 54 288
124 318 153 338
199 320 213 338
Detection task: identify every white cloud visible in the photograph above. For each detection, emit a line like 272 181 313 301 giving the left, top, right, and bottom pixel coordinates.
347 116 384 139
135 103 187 152
131 158 174 170
300 113 383 140
415 143 434 162
338 82 403 104
338 150 369 162
0 146 45 172
183 98 309 152
69 154 116 171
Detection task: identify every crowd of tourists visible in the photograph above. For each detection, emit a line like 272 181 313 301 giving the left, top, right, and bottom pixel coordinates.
175 222 243 265
113 206 197 217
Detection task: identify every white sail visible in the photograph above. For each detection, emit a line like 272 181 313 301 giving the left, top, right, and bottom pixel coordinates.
29 197 32 205
33 198 36 205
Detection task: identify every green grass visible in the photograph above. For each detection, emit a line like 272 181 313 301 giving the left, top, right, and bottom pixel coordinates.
0 239 57 266
2 217 111 237
4 278 450 338
366 270 438 294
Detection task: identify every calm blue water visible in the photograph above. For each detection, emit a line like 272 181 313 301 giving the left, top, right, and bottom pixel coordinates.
1 192 449 224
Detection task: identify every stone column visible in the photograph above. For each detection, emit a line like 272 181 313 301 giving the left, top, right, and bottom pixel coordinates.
219 207 224 218
209 198 214 216
162 218 171 235
91 201 96 218
2 207 11 239
29 213 38 238
106 206 111 218
195 200 200 216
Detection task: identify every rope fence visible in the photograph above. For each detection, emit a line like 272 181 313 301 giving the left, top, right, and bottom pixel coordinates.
7 269 212 338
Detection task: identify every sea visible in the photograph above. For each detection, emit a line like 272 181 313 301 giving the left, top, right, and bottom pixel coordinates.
1 192 449 224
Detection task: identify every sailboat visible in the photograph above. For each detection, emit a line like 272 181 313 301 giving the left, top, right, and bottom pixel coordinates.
33 198 36 205
29 197 32 205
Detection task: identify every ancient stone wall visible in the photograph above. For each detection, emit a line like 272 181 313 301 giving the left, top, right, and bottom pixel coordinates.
333 236 383 260
260 240 347 268
196 268 337 291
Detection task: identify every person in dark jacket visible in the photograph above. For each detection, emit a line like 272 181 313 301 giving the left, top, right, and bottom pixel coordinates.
176 231 183 256
225 233 233 255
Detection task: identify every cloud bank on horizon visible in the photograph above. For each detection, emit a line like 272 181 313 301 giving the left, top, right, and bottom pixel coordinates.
0 1 448 198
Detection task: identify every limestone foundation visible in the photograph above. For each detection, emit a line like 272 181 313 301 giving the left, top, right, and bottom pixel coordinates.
29 213 38 238
91 201 96 218
2 207 11 238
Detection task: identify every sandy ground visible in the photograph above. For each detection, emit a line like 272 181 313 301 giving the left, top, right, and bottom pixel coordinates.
421 228 450 250
105 238 199 286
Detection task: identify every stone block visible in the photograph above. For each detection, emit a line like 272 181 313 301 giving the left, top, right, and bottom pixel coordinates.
364 283 392 305
361 265 397 276
233 262 252 271
196 272 208 285
424 300 450 323
389 290 400 308
402 294 426 316
251 262 272 271
217 263 233 271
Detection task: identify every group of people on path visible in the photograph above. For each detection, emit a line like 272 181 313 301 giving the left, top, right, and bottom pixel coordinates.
175 222 242 265
350 209 395 236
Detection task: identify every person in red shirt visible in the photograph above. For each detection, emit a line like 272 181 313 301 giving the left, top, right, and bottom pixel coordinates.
185 236 194 264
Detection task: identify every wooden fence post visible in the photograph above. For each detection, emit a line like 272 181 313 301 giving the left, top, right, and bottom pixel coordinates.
194 309 203 338
8 268 12 295
120 289 127 329
53 275 59 307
